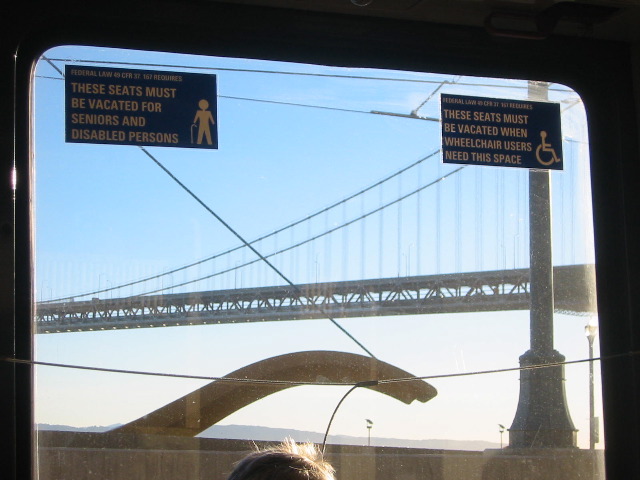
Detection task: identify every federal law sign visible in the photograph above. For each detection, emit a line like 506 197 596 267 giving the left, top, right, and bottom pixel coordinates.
65 66 218 149
440 94 563 170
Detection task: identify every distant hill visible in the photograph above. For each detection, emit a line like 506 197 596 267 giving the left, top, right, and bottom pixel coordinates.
199 425 499 451
36 423 499 451
37 424 120 433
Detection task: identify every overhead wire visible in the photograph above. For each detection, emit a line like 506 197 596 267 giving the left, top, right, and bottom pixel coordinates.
36 72 438 121
44 56 575 92
322 381 378 453
6 348 620 447
3 351 624 387
220 95 438 121
6 349 620 447
139 147 378 359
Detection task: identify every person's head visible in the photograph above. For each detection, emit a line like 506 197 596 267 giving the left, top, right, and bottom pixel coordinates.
227 439 335 480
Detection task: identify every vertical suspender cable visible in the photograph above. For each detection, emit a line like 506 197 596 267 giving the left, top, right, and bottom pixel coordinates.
456 171 461 273
398 174 402 276
436 161 442 274
416 162 422 276
325 210 331 282
477 168 483 271
379 187 384 279
342 202 348 280
361 192 366 279
498 170 504 269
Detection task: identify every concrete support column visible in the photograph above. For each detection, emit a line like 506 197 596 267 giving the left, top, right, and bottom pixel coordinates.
508 81 577 448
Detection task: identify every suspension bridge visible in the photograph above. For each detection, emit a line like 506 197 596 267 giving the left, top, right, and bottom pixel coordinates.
35 142 595 334
36 265 594 333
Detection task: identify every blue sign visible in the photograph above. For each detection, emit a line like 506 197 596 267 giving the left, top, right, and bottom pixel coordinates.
65 66 218 149
441 94 562 170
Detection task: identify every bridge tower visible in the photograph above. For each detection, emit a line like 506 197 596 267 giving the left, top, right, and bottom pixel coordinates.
508 81 577 448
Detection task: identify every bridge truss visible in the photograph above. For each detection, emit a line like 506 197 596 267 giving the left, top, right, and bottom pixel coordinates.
35 265 595 333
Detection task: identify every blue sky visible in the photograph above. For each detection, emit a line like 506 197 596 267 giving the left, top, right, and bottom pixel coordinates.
33 45 600 448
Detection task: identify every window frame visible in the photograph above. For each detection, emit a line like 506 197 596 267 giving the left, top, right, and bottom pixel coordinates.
2 3 639 480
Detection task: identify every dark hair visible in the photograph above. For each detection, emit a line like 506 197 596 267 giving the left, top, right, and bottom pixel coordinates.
227 439 335 480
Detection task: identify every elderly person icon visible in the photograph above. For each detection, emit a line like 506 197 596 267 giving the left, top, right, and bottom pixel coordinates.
193 99 215 145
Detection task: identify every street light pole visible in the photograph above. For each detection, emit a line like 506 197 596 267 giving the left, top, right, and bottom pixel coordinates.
366 419 373 447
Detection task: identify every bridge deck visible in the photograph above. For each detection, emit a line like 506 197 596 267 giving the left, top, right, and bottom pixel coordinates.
35 265 596 333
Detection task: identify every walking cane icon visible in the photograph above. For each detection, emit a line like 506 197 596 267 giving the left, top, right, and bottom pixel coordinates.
190 123 197 144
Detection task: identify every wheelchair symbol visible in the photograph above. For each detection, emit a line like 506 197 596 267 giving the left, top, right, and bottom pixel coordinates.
535 131 562 166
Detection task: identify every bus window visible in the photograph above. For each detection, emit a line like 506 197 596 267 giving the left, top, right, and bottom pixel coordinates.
33 45 604 480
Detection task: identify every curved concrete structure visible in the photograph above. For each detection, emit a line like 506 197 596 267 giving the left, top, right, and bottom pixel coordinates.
116 350 437 436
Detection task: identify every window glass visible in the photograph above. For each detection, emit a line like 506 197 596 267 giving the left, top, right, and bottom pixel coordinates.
33 46 604 480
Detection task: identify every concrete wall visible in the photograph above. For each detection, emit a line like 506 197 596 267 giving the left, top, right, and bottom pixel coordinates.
36 432 605 480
